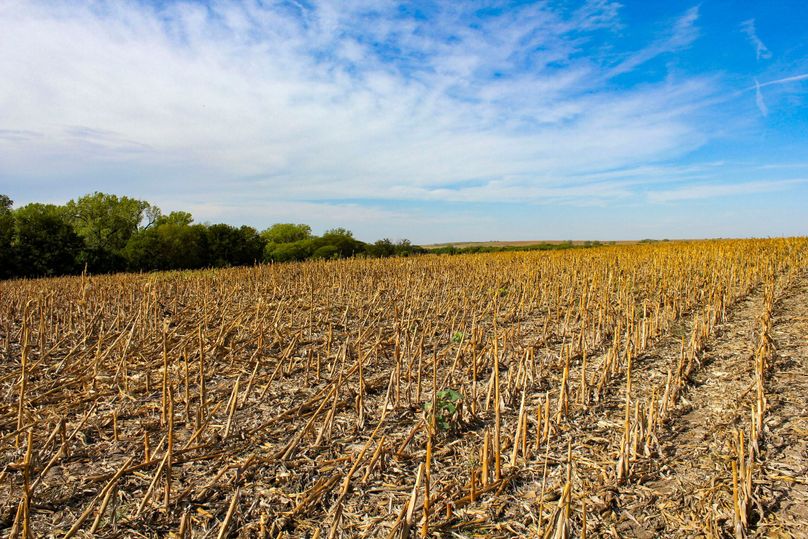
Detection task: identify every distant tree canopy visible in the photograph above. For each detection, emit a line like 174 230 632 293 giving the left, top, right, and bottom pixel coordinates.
366 238 418 258
261 223 312 244
427 241 593 255
205 224 264 267
156 211 193 227
0 192 425 279
124 223 210 271
261 225 370 262
13 203 83 277
0 195 17 278
64 192 158 272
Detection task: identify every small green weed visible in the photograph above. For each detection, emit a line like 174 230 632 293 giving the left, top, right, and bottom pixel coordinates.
424 388 462 431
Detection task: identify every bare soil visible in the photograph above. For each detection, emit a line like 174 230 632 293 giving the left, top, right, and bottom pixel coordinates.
612 272 808 538
757 274 808 536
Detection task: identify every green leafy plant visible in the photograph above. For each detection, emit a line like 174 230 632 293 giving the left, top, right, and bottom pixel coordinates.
424 388 462 431
451 331 464 344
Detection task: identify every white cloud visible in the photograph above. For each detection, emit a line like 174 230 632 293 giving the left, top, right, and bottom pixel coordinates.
171 198 495 243
756 73 808 89
742 73 807 117
741 19 772 61
606 7 700 79
647 179 805 203
754 79 768 116
0 0 719 206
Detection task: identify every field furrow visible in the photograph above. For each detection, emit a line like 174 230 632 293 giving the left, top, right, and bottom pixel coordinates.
757 274 808 536
608 282 765 537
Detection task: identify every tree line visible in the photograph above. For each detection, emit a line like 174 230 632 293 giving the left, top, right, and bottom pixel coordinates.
428 240 606 255
0 192 424 279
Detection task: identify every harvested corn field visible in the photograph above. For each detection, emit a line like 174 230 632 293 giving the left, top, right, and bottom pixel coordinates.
2 238 808 538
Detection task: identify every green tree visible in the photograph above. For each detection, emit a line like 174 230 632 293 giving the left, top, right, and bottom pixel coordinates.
323 227 353 239
264 240 313 262
64 192 158 272
14 203 82 277
236 226 266 265
204 224 266 267
321 228 364 258
124 223 208 271
368 238 395 258
206 224 243 267
363 238 422 258
312 244 339 259
261 223 312 244
156 211 193 226
395 239 423 256
0 195 16 278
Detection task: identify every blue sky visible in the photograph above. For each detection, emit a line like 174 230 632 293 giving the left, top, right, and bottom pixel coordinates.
1 0 806 242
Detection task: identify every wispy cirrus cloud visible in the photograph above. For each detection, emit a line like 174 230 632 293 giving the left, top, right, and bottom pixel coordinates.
0 1 708 200
754 79 769 116
756 73 808 89
0 1 805 241
741 19 772 61
648 179 806 203
607 6 701 79
744 72 808 117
